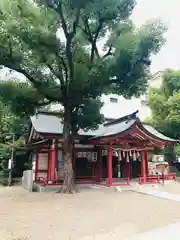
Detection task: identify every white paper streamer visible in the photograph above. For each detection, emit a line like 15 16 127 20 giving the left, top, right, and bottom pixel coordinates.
129 150 132 156
133 150 137 161
127 152 129 163
118 150 122 161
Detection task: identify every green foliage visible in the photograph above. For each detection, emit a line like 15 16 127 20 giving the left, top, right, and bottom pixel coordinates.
148 69 180 156
0 80 52 117
71 99 104 132
175 144 180 157
0 79 53 179
144 117 153 124
148 69 180 139
0 102 25 177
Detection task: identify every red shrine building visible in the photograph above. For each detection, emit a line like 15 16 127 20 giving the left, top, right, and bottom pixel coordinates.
27 111 178 187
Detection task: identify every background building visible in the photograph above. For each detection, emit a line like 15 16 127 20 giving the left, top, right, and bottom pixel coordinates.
101 71 164 121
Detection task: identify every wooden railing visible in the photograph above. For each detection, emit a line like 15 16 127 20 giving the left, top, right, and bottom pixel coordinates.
138 173 176 184
163 173 176 181
139 175 161 184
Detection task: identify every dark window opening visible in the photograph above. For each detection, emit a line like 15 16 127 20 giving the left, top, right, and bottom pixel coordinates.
110 97 118 103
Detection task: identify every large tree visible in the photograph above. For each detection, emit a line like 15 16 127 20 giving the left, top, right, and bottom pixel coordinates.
0 0 165 193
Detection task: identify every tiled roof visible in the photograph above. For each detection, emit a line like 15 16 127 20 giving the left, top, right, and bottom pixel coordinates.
142 123 177 142
30 111 177 143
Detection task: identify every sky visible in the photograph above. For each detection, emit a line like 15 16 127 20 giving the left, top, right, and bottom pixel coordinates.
102 0 180 119
132 0 180 73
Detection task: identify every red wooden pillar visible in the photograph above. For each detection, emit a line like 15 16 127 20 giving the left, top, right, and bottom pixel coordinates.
49 139 57 181
141 151 146 183
48 152 51 181
107 145 112 185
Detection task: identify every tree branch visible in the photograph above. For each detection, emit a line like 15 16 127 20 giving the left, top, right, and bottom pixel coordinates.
103 45 113 59
82 16 102 63
57 2 69 37
65 8 81 96
1 60 58 102
58 56 68 82
91 21 102 63
72 8 80 37
45 60 64 86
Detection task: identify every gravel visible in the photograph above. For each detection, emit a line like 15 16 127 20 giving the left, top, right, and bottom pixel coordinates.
1 186 180 240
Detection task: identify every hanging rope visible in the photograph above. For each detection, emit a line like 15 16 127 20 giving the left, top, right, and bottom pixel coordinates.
112 147 151 152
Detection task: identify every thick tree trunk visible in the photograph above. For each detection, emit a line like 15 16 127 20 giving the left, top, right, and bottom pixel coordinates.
59 107 76 194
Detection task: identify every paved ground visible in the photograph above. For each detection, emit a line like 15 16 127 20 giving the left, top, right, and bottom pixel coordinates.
126 221 180 240
1 186 180 240
124 182 180 239
158 181 180 194
135 186 180 202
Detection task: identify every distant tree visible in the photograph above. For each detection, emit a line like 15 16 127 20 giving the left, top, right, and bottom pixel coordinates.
175 144 180 157
148 69 180 157
148 69 180 139
0 102 25 181
0 0 166 193
0 80 49 181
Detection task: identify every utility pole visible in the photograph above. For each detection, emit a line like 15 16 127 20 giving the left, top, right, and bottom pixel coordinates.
8 133 15 187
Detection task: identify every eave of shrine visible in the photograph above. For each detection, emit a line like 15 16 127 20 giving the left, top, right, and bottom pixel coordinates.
27 111 179 148
88 121 177 147
87 113 178 147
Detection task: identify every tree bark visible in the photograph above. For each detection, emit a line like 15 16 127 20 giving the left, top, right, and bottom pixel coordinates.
59 107 76 194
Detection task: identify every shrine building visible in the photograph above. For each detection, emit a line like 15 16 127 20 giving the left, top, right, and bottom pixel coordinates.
27 111 178 187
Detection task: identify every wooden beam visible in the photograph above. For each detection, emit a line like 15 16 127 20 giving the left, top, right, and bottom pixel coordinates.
89 138 149 145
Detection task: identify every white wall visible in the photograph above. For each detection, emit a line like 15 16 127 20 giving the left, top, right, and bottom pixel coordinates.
101 71 164 121
51 94 151 121
101 94 143 120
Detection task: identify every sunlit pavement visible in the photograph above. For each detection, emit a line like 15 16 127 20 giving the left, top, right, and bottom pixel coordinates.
125 188 180 239
125 222 180 240
134 188 180 202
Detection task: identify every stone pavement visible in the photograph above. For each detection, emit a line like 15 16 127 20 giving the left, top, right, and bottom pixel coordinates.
125 221 180 239
134 188 180 202
125 187 180 239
